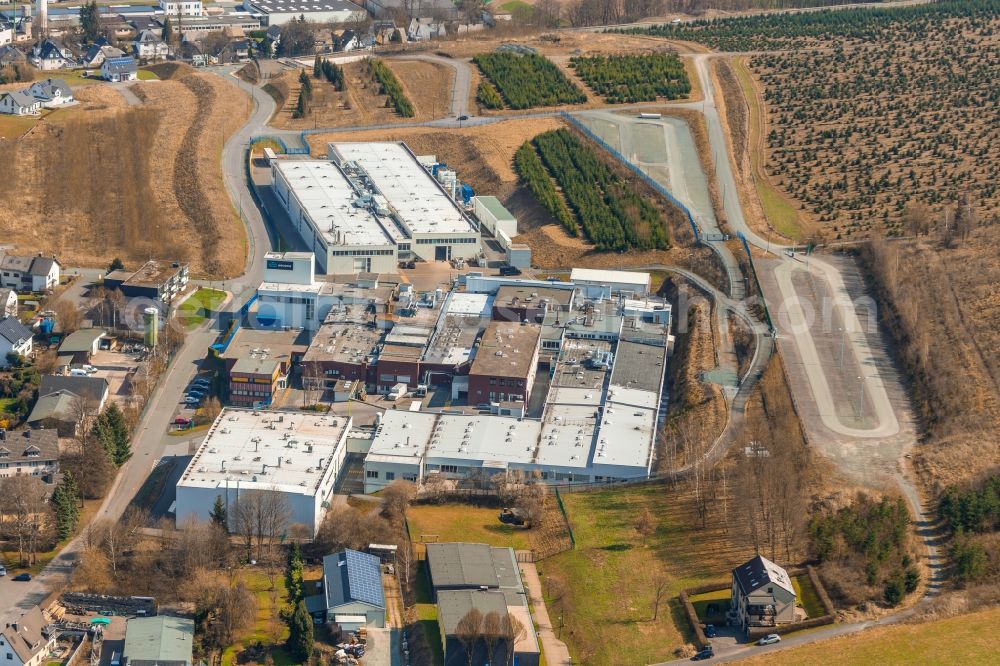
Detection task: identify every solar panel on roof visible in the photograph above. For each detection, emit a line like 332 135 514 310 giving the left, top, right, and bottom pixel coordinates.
344 550 384 607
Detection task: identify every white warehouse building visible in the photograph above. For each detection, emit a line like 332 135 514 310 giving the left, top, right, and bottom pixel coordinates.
242 0 366 26
272 142 482 274
175 409 353 536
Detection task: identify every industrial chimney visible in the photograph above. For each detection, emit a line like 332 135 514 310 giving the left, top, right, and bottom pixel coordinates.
36 0 46 34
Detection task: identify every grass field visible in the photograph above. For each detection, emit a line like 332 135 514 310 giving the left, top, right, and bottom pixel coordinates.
741 605 1000 665
792 574 826 619
541 484 752 664
690 588 731 624
0 114 38 139
221 569 295 666
730 56 802 242
137 69 160 81
406 504 531 554
414 560 445 665
176 288 226 328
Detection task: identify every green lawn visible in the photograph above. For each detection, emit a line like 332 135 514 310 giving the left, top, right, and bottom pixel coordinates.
414 560 444 665
689 588 731 624
741 604 1000 665
137 69 160 81
541 484 753 665
221 569 296 666
0 397 17 414
406 504 531 553
792 574 826 619
500 0 532 11
177 288 227 329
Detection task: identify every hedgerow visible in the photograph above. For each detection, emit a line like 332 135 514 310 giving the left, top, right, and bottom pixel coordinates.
513 142 577 235
472 52 586 109
570 53 691 103
525 129 669 251
367 58 414 118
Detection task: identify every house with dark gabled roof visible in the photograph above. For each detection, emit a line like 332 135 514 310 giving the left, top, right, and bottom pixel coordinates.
0 253 61 291
0 428 60 483
30 39 71 70
0 44 27 67
304 549 386 631
0 606 57 666
730 554 797 631
0 316 33 367
27 374 110 436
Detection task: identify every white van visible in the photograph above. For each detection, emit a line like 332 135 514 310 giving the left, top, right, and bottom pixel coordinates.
69 369 89 377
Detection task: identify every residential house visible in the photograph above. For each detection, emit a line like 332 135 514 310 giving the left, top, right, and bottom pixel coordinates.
27 374 110 436
0 317 33 367
304 550 386 631
0 606 58 666
133 29 168 61
0 288 17 318
81 43 125 68
264 23 281 52
122 616 195 666
0 429 60 483
101 55 139 81
0 254 61 291
222 39 250 62
336 29 363 52
0 44 27 67
0 90 40 116
407 17 446 41
30 39 71 70
27 78 74 108
730 555 798 631
98 16 136 43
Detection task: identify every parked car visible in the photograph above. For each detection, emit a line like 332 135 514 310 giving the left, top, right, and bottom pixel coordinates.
173 417 193 426
757 634 781 646
191 377 211 386
704 624 717 638
0 565 7 576
184 396 202 406
498 264 521 276
457 115 469 121
691 647 713 661
187 390 205 399
12 572 32 581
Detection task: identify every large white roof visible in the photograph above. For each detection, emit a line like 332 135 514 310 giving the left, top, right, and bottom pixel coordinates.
330 142 477 237
274 160 400 247
570 268 651 286
177 409 351 494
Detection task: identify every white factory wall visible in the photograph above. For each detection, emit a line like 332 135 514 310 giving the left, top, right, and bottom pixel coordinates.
363 458 422 493
264 255 314 284
327 247 398 274
410 233 480 263
175 484 323 535
258 8 365 25
473 197 518 238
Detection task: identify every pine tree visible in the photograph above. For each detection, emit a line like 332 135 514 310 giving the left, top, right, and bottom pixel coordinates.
313 55 322 78
210 495 228 528
93 403 132 467
51 472 80 540
286 542 304 603
162 17 174 44
286 599 314 663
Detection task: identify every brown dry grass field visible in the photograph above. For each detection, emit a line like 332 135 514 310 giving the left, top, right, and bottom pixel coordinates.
0 72 248 276
863 231 1000 492
268 59 452 129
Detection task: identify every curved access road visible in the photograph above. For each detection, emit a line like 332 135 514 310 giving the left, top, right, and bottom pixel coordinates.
387 53 473 119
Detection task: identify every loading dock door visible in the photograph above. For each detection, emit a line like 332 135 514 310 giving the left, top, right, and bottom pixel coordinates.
435 245 450 261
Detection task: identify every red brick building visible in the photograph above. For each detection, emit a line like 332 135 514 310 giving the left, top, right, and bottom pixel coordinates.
467 322 541 407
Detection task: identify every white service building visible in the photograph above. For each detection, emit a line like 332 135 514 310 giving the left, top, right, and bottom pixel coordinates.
175 409 353 536
242 0 366 26
159 0 203 16
570 268 652 297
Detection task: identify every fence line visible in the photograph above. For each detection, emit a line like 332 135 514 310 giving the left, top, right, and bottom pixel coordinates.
736 231 775 333
249 135 310 155
553 487 575 550
559 111 702 243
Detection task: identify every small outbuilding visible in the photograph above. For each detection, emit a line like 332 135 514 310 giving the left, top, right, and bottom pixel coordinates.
305 549 386 631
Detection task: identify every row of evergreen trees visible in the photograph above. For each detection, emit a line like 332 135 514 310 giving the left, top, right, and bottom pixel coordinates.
314 56 345 91
292 70 313 119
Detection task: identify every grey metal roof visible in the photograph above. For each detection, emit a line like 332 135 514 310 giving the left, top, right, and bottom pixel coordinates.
3 90 36 109
29 255 59 276
436 589 508 636
426 543 523 592
26 390 78 424
0 316 32 345
122 616 194 665
322 549 385 610
608 340 667 393
39 374 110 405
58 328 106 354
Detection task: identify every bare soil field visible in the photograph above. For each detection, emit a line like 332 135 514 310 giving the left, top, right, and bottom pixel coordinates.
862 229 1000 491
269 59 452 129
0 72 248 276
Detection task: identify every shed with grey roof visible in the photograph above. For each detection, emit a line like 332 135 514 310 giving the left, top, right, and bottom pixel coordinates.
122 615 194 666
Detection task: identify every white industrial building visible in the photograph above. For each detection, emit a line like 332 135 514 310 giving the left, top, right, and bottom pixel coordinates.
272 142 481 274
159 0 203 16
243 0 366 26
175 409 353 536
570 268 652 297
